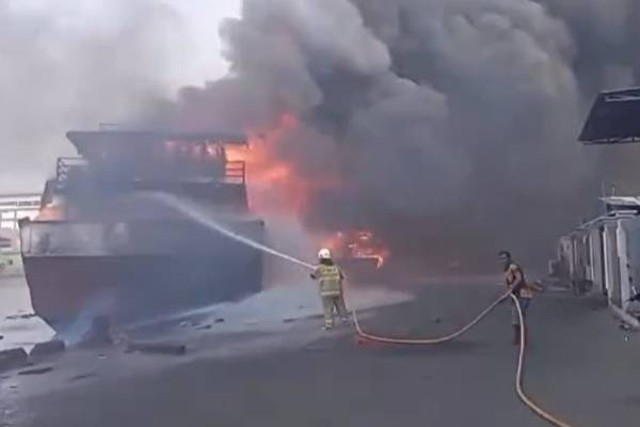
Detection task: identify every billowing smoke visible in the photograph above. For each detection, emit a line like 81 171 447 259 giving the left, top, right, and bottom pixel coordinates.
541 0 640 196
0 0 198 193
172 0 639 271
7 0 640 272
542 0 639 93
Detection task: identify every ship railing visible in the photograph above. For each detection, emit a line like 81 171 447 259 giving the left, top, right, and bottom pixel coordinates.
56 157 88 189
225 161 246 185
55 157 246 186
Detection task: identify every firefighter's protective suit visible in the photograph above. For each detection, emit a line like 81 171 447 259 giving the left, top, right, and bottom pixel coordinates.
311 251 348 329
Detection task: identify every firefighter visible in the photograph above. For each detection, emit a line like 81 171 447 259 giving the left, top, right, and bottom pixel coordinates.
499 250 533 345
310 248 349 330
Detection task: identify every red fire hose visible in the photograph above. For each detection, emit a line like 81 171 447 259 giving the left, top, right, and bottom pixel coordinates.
352 292 572 427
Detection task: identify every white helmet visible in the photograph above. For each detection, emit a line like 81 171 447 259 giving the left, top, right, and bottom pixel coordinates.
318 248 332 260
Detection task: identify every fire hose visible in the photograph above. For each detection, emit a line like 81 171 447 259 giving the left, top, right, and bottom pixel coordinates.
287 248 570 425
352 291 571 427
510 293 571 427
352 290 507 345
150 199 571 426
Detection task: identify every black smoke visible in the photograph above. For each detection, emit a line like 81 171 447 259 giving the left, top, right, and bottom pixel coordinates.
171 0 638 272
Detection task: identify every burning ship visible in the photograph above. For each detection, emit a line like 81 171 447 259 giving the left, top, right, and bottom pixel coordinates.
19 129 264 333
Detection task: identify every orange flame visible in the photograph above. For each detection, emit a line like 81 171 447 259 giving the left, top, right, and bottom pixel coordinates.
321 230 389 269
36 196 65 221
36 206 63 221
230 113 389 268
228 114 319 215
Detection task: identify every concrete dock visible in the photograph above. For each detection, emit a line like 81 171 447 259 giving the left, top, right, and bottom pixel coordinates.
2 280 640 427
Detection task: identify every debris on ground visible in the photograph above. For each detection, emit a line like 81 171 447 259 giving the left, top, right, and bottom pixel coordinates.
4 313 36 321
0 349 28 372
18 366 53 376
214 318 225 323
179 320 198 328
125 341 187 356
619 323 633 331
195 324 212 330
68 372 97 383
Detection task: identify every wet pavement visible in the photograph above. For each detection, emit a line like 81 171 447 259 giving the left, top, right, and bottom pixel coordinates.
1 279 640 426
0 276 54 353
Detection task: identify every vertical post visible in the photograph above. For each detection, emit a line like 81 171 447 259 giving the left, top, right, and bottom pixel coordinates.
618 222 631 311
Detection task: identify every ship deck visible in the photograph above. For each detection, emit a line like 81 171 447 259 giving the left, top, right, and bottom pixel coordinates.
2 279 640 426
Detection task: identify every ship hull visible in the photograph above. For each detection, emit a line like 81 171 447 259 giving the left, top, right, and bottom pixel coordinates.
20 218 264 331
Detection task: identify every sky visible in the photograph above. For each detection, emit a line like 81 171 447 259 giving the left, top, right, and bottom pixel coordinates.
0 0 241 193
158 0 241 87
9 0 241 87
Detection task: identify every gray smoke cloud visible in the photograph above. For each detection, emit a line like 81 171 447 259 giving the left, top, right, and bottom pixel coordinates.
0 0 190 193
540 0 640 197
542 0 639 93
175 0 630 270
6 0 638 271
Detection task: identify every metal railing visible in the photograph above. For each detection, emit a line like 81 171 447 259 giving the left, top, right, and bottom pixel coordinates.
55 157 246 186
56 157 87 189
225 161 246 184
0 194 40 231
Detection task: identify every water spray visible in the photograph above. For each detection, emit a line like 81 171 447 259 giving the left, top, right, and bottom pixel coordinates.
151 191 569 426
149 192 315 271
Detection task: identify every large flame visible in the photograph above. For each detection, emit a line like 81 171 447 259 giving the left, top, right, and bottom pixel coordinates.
229 113 391 267
321 230 389 269
227 114 316 215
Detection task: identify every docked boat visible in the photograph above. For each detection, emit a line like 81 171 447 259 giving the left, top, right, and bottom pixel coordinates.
19 129 264 333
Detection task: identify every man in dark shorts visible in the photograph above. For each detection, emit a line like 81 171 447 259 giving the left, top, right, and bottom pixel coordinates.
499 250 533 345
